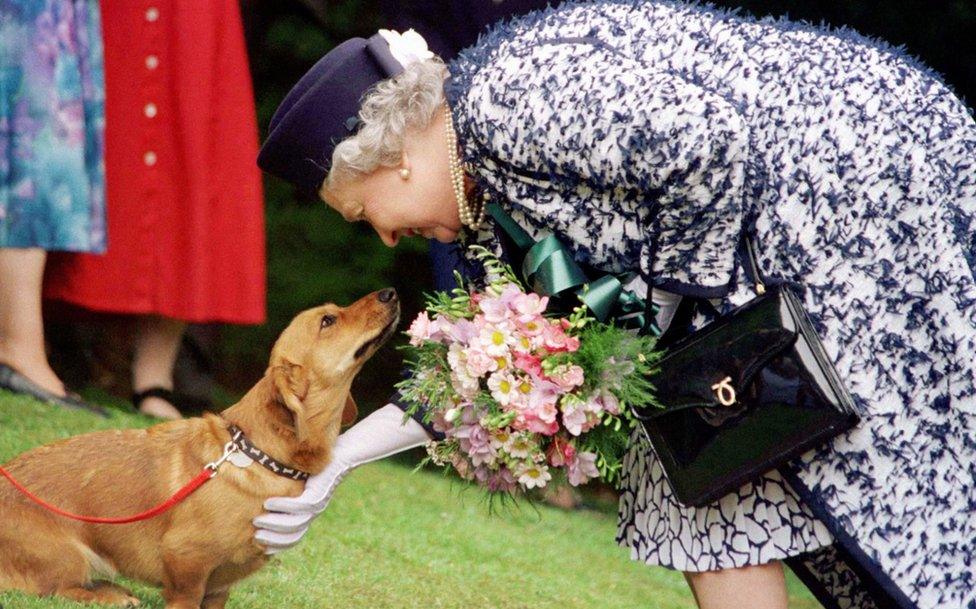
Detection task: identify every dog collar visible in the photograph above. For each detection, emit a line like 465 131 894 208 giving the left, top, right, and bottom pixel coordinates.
227 425 310 481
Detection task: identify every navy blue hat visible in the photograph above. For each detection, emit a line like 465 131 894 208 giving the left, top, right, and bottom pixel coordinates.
257 33 412 194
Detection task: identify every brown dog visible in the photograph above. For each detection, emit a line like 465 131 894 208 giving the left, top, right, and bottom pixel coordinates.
0 288 400 608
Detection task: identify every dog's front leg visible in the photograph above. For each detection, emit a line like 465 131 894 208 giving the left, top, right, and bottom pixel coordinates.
201 588 230 609
160 549 213 609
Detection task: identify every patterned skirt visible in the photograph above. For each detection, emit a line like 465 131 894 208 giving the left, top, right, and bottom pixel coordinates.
0 0 106 252
616 430 835 572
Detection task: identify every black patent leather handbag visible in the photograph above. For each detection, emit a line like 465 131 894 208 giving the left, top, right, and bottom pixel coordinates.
635 235 860 507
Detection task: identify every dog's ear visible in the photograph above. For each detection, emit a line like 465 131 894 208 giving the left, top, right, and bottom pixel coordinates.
341 393 358 428
271 362 309 441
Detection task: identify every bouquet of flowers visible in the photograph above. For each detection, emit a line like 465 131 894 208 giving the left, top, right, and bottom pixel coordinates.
395 246 662 495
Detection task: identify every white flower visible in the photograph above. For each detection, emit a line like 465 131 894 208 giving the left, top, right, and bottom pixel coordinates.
377 29 434 68
517 462 552 489
505 433 535 459
487 371 520 406
451 369 480 400
490 429 513 450
446 342 467 372
477 322 516 357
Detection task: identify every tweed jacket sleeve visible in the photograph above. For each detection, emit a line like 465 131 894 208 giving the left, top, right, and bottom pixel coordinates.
449 37 751 297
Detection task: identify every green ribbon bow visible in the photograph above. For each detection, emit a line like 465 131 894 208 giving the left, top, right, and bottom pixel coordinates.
486 203 660 335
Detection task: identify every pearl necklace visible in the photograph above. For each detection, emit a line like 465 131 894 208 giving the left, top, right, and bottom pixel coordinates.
444 105 486 230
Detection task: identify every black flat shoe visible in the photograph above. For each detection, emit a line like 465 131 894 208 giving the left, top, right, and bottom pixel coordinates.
132 386 182 420
0 363 108 417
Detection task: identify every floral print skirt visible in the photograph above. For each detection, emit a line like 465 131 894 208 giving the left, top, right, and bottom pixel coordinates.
0 0 106 252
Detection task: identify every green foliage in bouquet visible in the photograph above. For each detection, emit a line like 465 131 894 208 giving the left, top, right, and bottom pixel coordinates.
395 246 664 496
555 321 663 486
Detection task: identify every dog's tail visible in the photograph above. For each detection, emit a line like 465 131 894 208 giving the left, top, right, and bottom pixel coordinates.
74 539 119 580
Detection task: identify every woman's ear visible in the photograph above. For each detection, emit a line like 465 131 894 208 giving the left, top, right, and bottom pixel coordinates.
270 362 310 441
398 150 412 180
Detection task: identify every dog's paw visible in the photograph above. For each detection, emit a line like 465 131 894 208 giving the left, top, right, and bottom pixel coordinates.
69 582 141 607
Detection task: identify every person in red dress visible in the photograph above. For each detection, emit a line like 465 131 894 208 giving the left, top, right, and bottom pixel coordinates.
44 0 267 419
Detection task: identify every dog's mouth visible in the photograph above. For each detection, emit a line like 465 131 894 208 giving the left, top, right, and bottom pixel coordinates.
353 311 400 360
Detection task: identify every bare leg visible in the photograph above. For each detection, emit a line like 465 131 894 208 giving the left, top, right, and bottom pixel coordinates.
132 315 186 419
0 248 65 395
684 561 789 609
683 573 703 608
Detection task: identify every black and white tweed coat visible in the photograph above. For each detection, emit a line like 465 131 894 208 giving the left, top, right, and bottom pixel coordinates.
438 2 976 608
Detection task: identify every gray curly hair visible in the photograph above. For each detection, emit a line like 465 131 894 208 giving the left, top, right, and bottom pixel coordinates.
324 58 449 189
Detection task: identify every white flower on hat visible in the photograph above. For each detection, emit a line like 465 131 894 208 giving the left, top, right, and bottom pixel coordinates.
378 28 434 68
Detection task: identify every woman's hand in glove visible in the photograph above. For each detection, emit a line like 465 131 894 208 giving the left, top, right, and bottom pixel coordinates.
252 403 431 554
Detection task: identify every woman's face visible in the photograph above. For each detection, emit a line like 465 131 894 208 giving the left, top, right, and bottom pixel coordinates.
319 106 462 248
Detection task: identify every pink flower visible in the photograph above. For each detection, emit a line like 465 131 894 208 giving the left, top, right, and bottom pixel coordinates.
590 390 620 415
516 315 546 339
425 316 453 343
513 352 543 377
486 467 517 492
473 465 491 484
446 317 478 343
498 282 524 304
512 410 559 436
455 421 497 467
542 321 577 352
560 399 589 436
579 414 600 435
478 284 523 323
527 375 561 401
511 292 549 321
559 320 580 352
465 348 496 378
406 311 433 346
564 335 580 352
546 436 577 467
479 296 509 323
535 401 558 424
567 451 600 486
470 447 497 467
550 364 585 391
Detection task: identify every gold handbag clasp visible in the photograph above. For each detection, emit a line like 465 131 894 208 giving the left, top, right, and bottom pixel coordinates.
711 376 737 406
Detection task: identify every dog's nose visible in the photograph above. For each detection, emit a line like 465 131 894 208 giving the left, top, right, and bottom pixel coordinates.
377 288 397 303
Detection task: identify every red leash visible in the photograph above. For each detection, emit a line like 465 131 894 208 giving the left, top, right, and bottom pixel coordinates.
0 442 237 525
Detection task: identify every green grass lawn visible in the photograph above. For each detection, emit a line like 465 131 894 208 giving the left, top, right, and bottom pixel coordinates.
0 391 823 609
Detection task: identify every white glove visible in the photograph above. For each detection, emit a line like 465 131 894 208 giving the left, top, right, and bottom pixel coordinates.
253 403 431 554
622 275 682 333
651 287 682 332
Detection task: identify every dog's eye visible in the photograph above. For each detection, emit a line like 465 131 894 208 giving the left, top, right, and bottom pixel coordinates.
320 314 337 329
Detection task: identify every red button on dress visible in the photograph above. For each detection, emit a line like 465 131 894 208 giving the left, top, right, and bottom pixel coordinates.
45 0 266 325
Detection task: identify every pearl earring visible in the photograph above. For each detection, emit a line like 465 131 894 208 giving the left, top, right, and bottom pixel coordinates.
399 167 411 180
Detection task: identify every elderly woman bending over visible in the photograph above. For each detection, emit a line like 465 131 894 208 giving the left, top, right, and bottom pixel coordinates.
255 4 976 609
